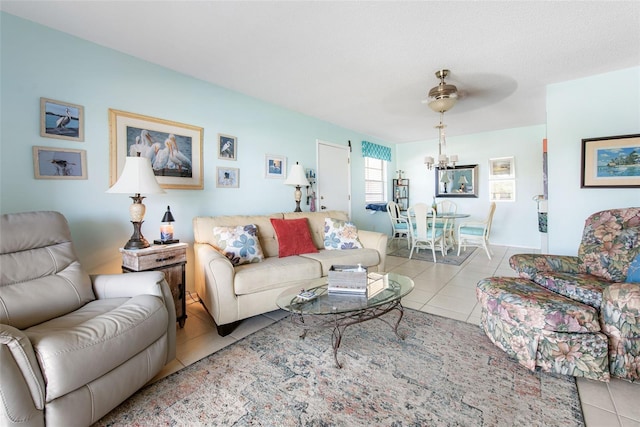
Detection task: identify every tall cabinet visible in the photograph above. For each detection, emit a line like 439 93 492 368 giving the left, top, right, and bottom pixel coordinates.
393 179 410 211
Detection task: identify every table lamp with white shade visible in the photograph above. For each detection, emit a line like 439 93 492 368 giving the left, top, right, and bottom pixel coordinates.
284 162 310 212
107 154 165 249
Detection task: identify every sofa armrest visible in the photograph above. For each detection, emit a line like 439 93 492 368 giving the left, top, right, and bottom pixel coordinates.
193 243 239 326
601 282 640 337
0 324 46 425
358 229 388 272
509 254 581 280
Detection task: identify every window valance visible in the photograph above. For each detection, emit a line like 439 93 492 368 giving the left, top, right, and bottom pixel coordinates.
361 141 391 162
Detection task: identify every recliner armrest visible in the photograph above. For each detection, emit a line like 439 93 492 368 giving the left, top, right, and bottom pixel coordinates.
91 272 177 363
601 282 640 337
0 324 46 424
91 271 167 299
509 254 581 279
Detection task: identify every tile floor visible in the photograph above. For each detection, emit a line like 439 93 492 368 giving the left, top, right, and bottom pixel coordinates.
155 244 640 427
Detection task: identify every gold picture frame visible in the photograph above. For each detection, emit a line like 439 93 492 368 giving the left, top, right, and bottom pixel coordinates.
33 146 87 179
109 109 204 190
40 97 84 142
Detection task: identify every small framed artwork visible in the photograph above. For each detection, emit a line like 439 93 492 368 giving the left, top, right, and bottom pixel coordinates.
581 134 640 188
265 154 286 179
33 146 87 179
216 167 239 188
489 180 516 202
218 134 237 160
488 157 515 179
109 109 204 190
40 98 84 142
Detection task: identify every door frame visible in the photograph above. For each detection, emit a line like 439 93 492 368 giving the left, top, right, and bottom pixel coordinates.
316 139 351 218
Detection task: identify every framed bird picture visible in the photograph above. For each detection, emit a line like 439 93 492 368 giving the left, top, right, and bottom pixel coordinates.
108 109 204 190
33 146 87 179
217 134 237 160
40 98 84 142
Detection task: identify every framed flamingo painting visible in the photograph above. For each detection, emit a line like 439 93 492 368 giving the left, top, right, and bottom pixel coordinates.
40 98 84 142
109 109 204 190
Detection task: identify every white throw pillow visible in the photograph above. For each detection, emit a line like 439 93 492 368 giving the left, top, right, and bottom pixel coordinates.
323 217 363 250
212 224 265 265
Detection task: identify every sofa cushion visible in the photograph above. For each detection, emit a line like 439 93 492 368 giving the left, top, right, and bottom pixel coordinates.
25 295 168 402
193 214 282 258
300 248 381 276
530 271 610 309
323 217 363 250
270 218 318 257
233 256 322 295
477 277 601 333
284 210 349 249
212 224 265 266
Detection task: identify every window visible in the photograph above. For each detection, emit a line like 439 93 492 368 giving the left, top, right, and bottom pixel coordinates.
364 157 387 203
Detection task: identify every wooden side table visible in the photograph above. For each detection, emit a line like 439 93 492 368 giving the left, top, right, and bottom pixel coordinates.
120 242 188 328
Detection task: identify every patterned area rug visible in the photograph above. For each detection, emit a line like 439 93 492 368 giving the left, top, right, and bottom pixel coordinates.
388 246 477 265
95 309 584 426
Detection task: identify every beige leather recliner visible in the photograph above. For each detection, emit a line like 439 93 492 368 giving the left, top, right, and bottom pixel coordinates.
0 211 177 426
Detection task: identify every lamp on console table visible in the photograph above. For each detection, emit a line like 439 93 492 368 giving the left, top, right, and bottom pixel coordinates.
284 161 310 212
107 153 165 249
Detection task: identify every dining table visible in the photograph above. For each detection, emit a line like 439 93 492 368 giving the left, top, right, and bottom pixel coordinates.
406 211 471 255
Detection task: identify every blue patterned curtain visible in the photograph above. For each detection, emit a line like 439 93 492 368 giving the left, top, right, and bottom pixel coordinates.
361 141 391 162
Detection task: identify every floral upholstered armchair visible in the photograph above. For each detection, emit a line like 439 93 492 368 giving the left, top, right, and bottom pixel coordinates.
477 208 639 381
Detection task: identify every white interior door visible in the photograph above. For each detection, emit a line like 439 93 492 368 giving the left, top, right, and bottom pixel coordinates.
316 140 351 217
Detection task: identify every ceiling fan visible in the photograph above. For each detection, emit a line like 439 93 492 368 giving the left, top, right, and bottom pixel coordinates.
422 69 460 113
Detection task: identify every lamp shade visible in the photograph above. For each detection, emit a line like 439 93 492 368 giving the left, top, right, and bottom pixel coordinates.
107 156 165 195
284 162 310 187
458 175 469 184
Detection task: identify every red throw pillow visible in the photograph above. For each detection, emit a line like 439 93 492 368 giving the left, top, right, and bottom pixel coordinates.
270 218 319 257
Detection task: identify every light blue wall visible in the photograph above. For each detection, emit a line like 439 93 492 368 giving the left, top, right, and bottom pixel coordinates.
546 67 640 255
0 13 393 286
395 125 547 249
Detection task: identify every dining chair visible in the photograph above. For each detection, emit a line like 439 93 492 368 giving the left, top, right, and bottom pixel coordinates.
386 201 411 249
436 199 458 250
407 203 447 262
457 202 497 259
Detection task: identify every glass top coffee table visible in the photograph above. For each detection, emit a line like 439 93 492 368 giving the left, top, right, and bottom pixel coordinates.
276 272 414 368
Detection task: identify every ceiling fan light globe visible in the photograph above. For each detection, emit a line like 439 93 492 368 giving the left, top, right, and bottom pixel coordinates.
427 96 457 113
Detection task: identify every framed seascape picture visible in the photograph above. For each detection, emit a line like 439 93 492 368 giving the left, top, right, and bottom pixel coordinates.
218 134 237 160
33 146 87 179
109 109 204 190
489 180 516 202
488 157 515 179
581 134 640 188
265 154 286 179
40 98 84 142
435 164 478 198
216 167 239 188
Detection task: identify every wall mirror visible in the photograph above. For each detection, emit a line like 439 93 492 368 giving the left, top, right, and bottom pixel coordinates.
435 164 478 198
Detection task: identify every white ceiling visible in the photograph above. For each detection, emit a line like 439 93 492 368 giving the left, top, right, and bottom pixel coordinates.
2 1 639 143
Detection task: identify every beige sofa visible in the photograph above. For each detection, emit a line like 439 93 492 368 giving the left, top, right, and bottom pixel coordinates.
0 211 176 427
193 211 387 335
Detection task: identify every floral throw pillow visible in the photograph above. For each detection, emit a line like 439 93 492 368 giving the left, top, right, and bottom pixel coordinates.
323 217 363 250
212 224 264 266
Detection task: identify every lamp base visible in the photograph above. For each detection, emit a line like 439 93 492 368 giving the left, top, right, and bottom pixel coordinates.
124 221 150 250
